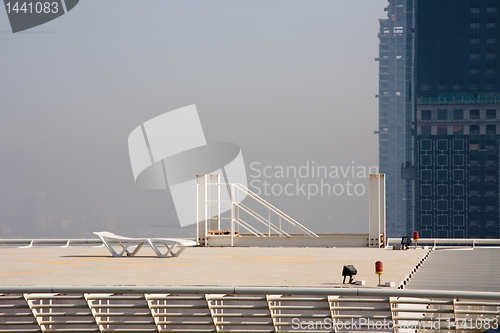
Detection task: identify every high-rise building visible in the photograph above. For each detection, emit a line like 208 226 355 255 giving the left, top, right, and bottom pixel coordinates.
377 0 408 238
414 0 500 238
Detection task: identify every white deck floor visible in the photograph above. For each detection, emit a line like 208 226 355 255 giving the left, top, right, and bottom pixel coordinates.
0 245 428 288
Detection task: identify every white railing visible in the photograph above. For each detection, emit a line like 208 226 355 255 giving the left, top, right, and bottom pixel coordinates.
387 238 500 248
204 183 318 245
0 239 102 247
0 286 499 332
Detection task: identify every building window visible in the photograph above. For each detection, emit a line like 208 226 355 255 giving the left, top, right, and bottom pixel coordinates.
420 139 432 151
437 215 448 226
437 185 448 196
470 109 480 119
453 139 465 150
470 169 480 180
437 170 448 181
453 170 464 181
421 125 431 135
486 184 496 196
470 63 479 74
421 185 432 196
453 155 464 166
454 108 464 119
421 110 431 120
437 125 447 135
437 200 448 211
486 169 496 180
421 214 432 225
454 79 464 90
487 109 497 119
471 2 480 13
486 63 496 74
453 185 464 196
486 139 496 149
421 169 432 181
470 139 480 150
453 200 464 211
470 49 480 59
437 109 447 120
470 154 480 165
471 33 480 44
438 80 447 90
486 154 496 165
437 139 448 150
487 79 496 89
454 125 464 135
421 155 432 166
471 79 479 90
470 199 480 211
421 200 432 211
488 1 498 12
487 17 497 28
487 32 497 44
486 124 496 134
487 48 497 59
470 125 480 134
470 184 480 196
437 155 448 166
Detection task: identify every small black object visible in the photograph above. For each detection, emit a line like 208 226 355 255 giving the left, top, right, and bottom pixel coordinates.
401 236 412 250
342 265 357 284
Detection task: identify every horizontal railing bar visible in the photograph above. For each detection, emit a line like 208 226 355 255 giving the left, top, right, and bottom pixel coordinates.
210 305 270 310
149 304 208 309
0 328 41 333
37 320 97 325
205 296 267 301
155 321 216 325
331 315 393 319
151 313 210 317
269 305 330 310
387 238 500 245
212 313 271 318
94 320 155 325
92 312 152 316
32 312 92 316
329 306 391 311
88 304 149 309
0 286 499 300
156 328 215 333
0 313 34 316
0 321 38 325
99 328 157 333
29 304 91 309
0 305 32 309
43 328 100 333
146 295 206 300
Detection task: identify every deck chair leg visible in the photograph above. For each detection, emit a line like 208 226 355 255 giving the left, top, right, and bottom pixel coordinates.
147 240 177 258
171 245 187 257
99 237 121 257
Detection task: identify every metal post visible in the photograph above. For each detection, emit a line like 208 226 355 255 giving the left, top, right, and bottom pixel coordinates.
196 175 208 247
230 184 234 247
209 174 221 231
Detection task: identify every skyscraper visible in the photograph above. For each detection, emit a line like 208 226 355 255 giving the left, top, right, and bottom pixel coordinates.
414 0 500 238
377 0 408 238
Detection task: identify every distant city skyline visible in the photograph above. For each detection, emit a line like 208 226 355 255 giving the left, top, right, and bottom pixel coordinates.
0 0 386 237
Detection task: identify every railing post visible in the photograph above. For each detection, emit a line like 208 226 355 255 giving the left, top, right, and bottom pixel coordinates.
231 184 235 247
196 175 208 247
268 210 271 237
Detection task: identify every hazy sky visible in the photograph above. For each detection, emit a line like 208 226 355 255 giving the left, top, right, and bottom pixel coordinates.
0 0 387 237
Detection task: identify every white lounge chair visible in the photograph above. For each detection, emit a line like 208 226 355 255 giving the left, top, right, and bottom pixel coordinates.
93 231 196 258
